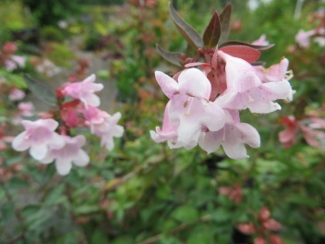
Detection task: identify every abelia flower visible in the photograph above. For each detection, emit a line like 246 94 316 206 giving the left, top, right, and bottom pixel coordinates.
154 68 225 146
83 105 109 133
150 106 196 149
84 108 124 151
12 119 65 160
216 52 293 114
9 88 25 101
61 74 103 107
40 135 89 175
199 110 260 159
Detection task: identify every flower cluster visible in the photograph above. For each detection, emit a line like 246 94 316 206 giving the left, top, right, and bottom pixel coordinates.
151 53 293 159
151 3 294 159
12 74 124 175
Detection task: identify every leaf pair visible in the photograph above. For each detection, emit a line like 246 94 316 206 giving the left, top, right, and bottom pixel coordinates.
169 3 232 49
157 3 232 66
203 3 232 48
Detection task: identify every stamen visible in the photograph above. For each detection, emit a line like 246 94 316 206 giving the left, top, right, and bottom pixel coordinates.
184 97 194 116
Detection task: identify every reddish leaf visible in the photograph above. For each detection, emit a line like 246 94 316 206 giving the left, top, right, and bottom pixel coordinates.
220 40 274 51
203 11 221 48
156 44 183 67
220 45 261 63
169 3 204 48
219 3 232 43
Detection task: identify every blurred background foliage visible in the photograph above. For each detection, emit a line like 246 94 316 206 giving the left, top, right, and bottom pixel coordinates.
0 0 325 243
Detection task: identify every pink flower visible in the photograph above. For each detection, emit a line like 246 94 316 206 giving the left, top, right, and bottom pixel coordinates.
199 110 260 159
83 105 109 133
252 34 270 46
295 29 316 48
12 119 65 160
83 107 124 151
40 135 89 175
150 106 192 149
9 88 25 101
154 68 225 146
5 55 26 71
61 74 104 107
216 52 293 114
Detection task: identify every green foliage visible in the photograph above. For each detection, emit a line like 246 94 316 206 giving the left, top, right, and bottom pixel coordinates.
1 0 325 243
22 0 81 27
40 26 66 42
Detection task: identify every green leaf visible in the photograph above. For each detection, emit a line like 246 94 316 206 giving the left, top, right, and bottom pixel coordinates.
156 44 183 67
21 204 41 219
219 3 232 43
6 177 28 190
111 236 133 244
91 230 110 244
172 205 199 224
169 3 204 48
0 70 26 88
23 74 57 107
219 41 274 51
1 202 15 223
211 208 231 223
75 205 100 215
203 11 221 48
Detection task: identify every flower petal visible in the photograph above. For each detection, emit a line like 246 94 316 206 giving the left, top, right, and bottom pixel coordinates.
73 150 90 167
155 71 178 99
30 144 48 160
55 158 72 175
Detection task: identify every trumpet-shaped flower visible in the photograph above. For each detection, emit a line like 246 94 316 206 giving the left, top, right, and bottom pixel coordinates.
84 108 124 151
12 119 65 160
199 110 260 159
150 106 197 149
154 68 225 146
62 74 103 107
40 135 89 175
216 52 293 114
